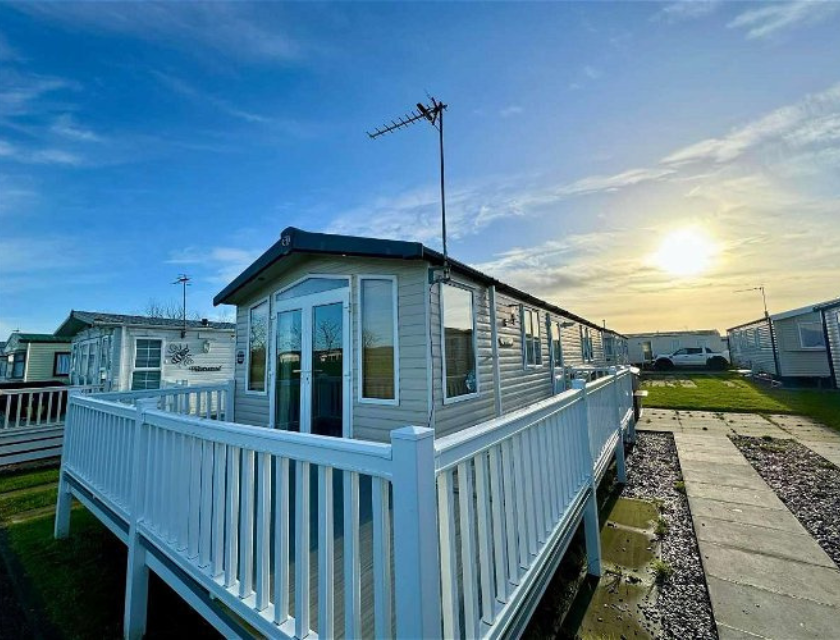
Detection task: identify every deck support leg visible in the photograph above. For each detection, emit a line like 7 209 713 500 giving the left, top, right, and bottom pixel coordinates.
54 472 72 539
583 488 602 577
615 436 627 485
124 540 149 640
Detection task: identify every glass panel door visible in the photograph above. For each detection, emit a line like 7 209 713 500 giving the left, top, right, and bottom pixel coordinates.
311 302 344 437
275 309 303 432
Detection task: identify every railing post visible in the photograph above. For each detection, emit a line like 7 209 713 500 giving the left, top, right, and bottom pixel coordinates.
609 367 627 484
572 379 602 577
54 389 82 539
390 426 442 638
124 398 157 640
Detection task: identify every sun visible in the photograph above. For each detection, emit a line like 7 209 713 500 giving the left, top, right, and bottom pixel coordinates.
653 227 719 277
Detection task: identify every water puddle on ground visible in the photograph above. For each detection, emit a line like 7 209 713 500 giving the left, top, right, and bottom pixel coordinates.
562 497 662 639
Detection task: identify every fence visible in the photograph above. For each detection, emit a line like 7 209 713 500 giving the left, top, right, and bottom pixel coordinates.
0 384 104 467
95 380 235 421
56 368 634 639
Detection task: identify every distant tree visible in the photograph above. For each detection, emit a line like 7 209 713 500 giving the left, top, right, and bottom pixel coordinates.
143 298 201 321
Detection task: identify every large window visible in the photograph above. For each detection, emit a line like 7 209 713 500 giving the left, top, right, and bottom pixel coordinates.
550 321 563 368
522 307 542 367
248 300 269 393
360 277 398 402
11 352 25 379
132 339 162 390
442 283 477 400
54 352 71 377
798 322 825 349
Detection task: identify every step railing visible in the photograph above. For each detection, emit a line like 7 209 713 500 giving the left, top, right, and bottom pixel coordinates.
56 367 635 640
0 384 105 430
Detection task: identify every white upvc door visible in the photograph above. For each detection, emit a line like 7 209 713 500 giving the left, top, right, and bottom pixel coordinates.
270 289 351 438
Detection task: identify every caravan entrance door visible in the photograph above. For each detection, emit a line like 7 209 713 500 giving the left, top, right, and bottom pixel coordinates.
272 286 350 438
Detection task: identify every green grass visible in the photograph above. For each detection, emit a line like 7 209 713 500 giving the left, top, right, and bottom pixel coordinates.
644 373 840 432
0 466 218 638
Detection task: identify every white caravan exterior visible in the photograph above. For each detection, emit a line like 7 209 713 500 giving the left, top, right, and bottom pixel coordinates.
626 330 726 365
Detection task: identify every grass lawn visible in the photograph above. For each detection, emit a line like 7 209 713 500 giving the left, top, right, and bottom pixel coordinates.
643 373 840 432
0 465 219 639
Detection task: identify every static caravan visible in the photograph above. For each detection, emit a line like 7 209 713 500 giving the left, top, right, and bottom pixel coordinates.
769 304 832 385
727 318 777 376
1 333 72 384
213 227 620 442
604 330 629 365
54 311 235 391
815 299 840 389
626 330 726 365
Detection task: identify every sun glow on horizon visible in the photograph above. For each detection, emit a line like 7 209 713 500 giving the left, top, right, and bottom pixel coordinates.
653 226 719 277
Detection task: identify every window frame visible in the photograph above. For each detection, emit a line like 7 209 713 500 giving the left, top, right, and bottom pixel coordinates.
131 337 164 391
797 321 826 350
357 275 400 406
246 297 270 395
53 352 71 377
10 352 26 379
440 280 480 405
550 320 564 370
521 306 543 368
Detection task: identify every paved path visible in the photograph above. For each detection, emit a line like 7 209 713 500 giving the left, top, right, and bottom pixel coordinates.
639 410 840 639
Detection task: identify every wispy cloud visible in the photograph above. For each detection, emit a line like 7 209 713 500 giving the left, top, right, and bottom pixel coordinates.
12 3 304 64
167 246 262 285
50 114 102 142
582 65 602 80
728 1 840 40
499 105 523 118
0 31 22 62
0 139 83 166
652 1 720 24
0 69 77 118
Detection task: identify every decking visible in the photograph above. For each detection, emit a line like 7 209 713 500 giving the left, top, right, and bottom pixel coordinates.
54 368 635 639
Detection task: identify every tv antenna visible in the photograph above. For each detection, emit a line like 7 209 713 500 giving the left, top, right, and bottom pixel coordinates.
172 274 192 338
734 285 769 318
367 96 450 279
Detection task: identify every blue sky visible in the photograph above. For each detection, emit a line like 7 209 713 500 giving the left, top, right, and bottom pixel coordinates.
2 1 840 336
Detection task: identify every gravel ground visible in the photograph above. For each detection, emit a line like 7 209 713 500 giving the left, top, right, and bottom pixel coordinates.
624 432 717 639
732 436 840 568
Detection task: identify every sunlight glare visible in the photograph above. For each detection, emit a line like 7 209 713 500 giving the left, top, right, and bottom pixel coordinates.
653 227 719 277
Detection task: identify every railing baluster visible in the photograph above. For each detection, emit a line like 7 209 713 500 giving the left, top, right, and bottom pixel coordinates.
488 444 508 603
238 449 255 599
343 470 361 638
212 443 227 577
199 441 214 570
371 475 391 638
500 438 520 586
188 437 201 559
274 456 290 624
255 452 271 611
474 451 495 625
294 460 311 638
458 460 479 638
224 446 240 589
512 434 530 570
436 469 460 638
319 466 335 639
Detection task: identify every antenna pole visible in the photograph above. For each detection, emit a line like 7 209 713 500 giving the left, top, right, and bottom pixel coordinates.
438 104 448 272
173 274 192 338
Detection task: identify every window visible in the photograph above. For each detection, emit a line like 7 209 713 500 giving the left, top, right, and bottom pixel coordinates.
54 352 71 376
522 307 542 366
11 352 25 379
798 322 825 349
442 283 477 400
360 278 398 402
247 300 269 393
582 327 594 362
132 339 162 390
550 321 563 368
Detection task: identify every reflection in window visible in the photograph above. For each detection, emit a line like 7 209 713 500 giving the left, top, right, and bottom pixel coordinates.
312 303 344 437
248 301 269 392
54 352 71 376
11 353 25 379
443 284 477 399
361 279 396 401
132 339 162 390
275 309 302 432
798 322 825 349
550 321 563 368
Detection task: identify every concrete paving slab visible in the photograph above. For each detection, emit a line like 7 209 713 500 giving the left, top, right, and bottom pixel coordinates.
706 576 839 640
685 481 787 509
699 544 840 608
686 497 804 533
679 450 751 464
716 623 765 639
693 517 835 568
680 464 768 490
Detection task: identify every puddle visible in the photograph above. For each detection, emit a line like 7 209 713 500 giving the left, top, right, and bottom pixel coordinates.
563 497 662 639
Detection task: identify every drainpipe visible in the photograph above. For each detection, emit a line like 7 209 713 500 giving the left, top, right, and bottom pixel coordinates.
767 314 781 379
820 308 837 389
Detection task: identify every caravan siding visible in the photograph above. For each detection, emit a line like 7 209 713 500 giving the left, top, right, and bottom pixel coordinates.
773 312 831 378
823 307 840 388
728 320 777 375
25 343 70 383
232 255 430 442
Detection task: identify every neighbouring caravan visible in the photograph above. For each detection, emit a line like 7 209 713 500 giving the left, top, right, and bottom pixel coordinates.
213 227 625 442
626 330 726 365
54 311 235 391
815 299 840 389
728 300 835 385
1 333 72 384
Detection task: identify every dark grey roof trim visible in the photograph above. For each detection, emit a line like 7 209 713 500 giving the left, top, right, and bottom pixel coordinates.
213 227 623 336
727 317 770 332
813 298 840 312
56 310 234 337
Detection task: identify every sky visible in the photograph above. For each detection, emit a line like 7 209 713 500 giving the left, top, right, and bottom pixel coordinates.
1 1 839 337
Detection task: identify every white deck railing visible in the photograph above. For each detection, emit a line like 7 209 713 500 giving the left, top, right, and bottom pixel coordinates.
95 380 235 421
56 368 634 640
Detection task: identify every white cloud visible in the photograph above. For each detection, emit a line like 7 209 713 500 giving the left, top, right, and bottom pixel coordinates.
13 3 303 63
583 65 602 80
0 139 83 166
167 246 262 285
652 1 720 23
728 1 840 40
50 114 102 142
0 70 76 118
499 105 523 118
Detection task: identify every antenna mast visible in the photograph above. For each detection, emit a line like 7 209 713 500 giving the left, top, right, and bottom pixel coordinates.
367 96 450 279
173 274 192 338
